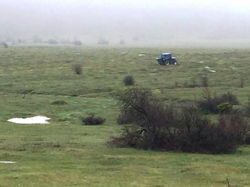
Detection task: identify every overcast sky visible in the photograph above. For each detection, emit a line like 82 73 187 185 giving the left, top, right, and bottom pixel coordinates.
1 0 250 45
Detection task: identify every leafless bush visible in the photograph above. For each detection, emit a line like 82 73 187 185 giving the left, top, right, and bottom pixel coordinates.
48 39 58 44
72 64 82 75
200 75 209 87
74 40 82 45
2 42 8 48
221 92 239 105
82 113 106 125
183 78 200 88
123 75 135 86
119 39 125 45
218 111 250 145
51 100 67 105
198 91 239 113
98 38 109 44
240 77 244 88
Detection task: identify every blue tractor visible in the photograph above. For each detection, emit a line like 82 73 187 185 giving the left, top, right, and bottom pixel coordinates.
156 53 177 65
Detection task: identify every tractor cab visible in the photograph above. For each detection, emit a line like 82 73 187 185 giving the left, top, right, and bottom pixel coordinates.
156 53 177 65
161 53 172 60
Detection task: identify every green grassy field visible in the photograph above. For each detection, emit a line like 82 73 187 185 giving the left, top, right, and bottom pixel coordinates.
0 46 250 187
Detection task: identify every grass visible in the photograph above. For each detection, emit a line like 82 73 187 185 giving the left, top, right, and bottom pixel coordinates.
0 45 250 186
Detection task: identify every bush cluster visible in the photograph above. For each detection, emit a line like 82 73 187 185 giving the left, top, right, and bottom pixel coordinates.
198 92 239 113
82 113 106 125
109 88 249 154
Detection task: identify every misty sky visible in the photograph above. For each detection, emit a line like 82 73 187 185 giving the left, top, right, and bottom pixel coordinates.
1 0 250 44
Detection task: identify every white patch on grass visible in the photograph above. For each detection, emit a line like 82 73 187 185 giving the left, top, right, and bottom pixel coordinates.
121 52 128 55
204 66 210 69
0 161 16 164
138 54 145 57
209 70 216 73
8 116 51 124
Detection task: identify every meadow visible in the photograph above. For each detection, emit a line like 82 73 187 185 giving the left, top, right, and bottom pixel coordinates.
0 45 250 187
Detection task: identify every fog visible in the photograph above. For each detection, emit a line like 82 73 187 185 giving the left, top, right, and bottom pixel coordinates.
1 0 250 46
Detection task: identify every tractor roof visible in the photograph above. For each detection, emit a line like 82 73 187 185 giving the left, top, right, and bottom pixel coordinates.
162 53 171 55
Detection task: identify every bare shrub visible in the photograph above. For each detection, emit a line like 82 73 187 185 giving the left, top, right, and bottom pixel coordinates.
3 42 8 48
221 92 239 105
198 92 239 114
119 39 125 45
51 100 67 105
48 39 58 44
98 38 109 45
240 77 244 88
109 88 248 154
183 78 200 88
1 42 8 48
123 75 135 86
72 64 82 75
74 40 82 45
218 111 250 146
200 75 209 87
82 113 106 125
